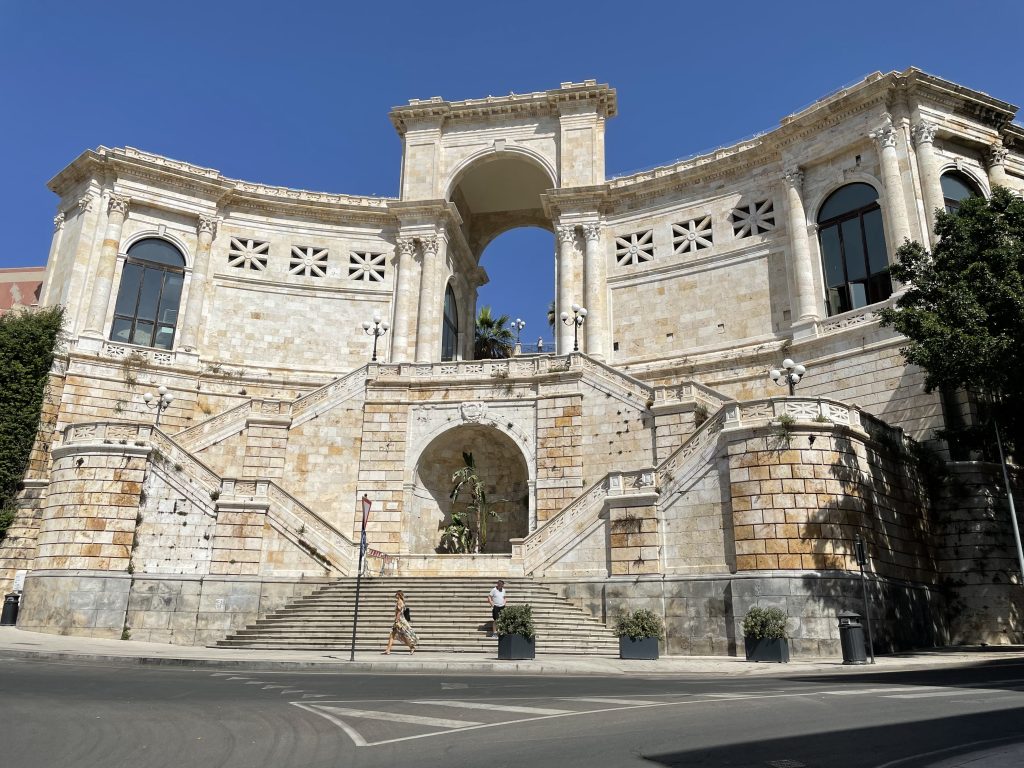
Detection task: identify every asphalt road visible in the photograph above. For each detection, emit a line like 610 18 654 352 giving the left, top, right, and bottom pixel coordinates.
1 657 1022 768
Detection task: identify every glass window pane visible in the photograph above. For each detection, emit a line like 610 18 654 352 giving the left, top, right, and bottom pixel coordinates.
110 317 133 343
154 325 175 350
940 171 980 204
136 268 163 322
841 218 867 281
850 282 868 310
828 286 851 316
158 272 183 326
128 238 185 267
113 263 143 316
863 208 888 275
132 320 154 347
818 183 879 222
819 225 845 288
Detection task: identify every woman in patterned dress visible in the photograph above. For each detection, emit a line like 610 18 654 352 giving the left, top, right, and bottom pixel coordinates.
383 590 418 654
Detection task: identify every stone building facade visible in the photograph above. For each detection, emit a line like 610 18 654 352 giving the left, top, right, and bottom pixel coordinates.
3 69 1022 653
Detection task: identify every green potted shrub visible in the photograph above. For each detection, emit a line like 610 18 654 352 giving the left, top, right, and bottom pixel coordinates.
496 603 535 660
742 605 790 663
614 608 664 660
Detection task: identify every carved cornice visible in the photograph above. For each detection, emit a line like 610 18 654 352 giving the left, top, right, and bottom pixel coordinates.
912 121 938 147
869 113 898 150
53 212 65 231
107 194 130 217
987 143 1009 169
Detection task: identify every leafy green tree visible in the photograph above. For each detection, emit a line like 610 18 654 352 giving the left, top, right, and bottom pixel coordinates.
0 306 64 539
447 451 502 553
474 306 514 359
879 187 1024 453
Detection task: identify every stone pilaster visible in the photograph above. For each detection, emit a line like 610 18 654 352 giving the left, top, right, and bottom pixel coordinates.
912 120 943 242
415 233 442 363
178 215 217 352
986 142 1011 190
582 223 606 360
869 113 912 248
555 225 577 354
83 194 130 338
782 167 820 330
390 237 417 362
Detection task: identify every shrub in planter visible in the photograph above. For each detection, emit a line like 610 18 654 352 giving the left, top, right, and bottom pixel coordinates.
741 606 790 663
614 608 664 660
496 604 535 660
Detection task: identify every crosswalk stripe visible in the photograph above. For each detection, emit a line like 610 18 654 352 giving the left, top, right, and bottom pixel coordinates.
317 705 481 729
410 700 571 715
568 697 662 706
885 689 993 699
824 687 933 696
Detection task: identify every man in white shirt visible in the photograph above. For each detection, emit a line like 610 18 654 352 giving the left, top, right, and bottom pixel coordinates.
488 580 506 637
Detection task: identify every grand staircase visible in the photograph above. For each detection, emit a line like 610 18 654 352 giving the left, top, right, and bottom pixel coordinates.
216 577 619 655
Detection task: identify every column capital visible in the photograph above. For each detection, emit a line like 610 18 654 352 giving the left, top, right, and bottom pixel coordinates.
869 113 898 150
77 194 94 214
782 166 805 189
396 237 416 257
556 224 577 244
419 234 439 256
107 194 130 217
986 142 1009 169
197 215 218 238
582 223 601 242
53 211 65 232
911 120 937 147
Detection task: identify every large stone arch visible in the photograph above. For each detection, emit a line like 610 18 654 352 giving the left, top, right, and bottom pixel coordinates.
405 422 531 554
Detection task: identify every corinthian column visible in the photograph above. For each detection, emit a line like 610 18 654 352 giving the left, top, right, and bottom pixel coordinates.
869 114 912 249
414 233 442 363
390 237 417 362
912 120 944 241
582 223 606 360
782 168 820 325
555 225 577 354
84 194 130 337
986 142 1011 190
178 215 217 351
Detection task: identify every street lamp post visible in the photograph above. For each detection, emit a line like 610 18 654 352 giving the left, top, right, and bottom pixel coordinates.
769 358 807 396
143 385 174 426
560 303 588 353
513 318 525 345
361 313 390 362
349 494 371 662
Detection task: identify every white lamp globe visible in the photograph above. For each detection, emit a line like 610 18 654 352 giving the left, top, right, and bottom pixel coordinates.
769 369 781 381
794 364 806 376
143 392 153 403
782 358 795 370
361 321 371 330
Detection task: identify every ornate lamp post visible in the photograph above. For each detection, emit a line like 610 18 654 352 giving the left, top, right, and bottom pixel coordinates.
769 358 806 396
143 385 174 426
513 318 526 345
560 303 587 353
361 313 390 362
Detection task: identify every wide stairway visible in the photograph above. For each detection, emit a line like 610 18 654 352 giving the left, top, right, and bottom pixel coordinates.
216 577 619 655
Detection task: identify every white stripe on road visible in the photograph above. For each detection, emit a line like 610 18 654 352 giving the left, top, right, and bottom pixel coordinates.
885 689 995 699
317 705 482 729
411 699 571 715
568 697 662 706
824 687 934 696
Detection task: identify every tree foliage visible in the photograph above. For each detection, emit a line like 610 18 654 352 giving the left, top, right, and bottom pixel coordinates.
0 306 64 537
879 187 1024 452
474 306 514 359
444 451 502 554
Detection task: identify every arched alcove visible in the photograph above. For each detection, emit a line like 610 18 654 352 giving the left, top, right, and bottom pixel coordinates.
408 424 530 554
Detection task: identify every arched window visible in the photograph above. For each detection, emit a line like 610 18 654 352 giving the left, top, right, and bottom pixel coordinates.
109 238 185 350
441 284 459 362
941 170 984 214
817 183 891 316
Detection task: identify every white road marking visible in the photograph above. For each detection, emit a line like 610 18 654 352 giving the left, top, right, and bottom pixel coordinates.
411 699 572 715
315 705 482 729
301 693 328 699
568 697 662 706
885 689 996 699
824 687 933 696
293 702 368 748
226 676 249 681
244 681 266 685
262 685 286 690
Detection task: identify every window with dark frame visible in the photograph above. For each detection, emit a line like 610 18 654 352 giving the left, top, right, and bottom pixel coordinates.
441 284 459 362
109 238 186 350
817 183 891 317
941 170 984 214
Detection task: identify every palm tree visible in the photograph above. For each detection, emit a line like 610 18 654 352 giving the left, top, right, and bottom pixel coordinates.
474 306 515 359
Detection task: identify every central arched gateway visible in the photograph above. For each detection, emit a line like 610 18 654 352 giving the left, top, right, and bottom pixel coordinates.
407 424 530 554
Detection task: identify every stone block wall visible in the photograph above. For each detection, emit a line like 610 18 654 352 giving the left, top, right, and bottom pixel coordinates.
535 391 583 523
661 457 733 573
0 481 47 592
133 464 216 575
608 501 660 576
241 420 289 479
579 380 653 487
356 400 408 551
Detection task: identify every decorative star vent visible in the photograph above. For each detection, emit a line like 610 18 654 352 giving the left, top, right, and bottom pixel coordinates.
672 216 714 254
227 238 269 271
614 230 655 266
289 246 329 277
730 200 775 238
348 251 386 282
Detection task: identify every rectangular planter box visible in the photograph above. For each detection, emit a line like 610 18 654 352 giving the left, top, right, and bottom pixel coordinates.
744 637 790 663
498 633 535 660
619 636 659 660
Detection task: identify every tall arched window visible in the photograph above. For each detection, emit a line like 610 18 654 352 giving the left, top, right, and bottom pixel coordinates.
109 238 185 350
817 183 891 316
441 284 459 362
941 170 984 214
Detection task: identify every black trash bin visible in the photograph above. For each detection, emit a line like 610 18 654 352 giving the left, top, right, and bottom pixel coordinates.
1 592 19 626
837 610 867 665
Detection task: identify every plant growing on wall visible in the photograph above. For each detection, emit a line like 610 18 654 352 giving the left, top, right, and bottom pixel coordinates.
446 451 502 553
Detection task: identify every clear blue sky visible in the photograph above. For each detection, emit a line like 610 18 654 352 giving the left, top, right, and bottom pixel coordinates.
2 1 1021 341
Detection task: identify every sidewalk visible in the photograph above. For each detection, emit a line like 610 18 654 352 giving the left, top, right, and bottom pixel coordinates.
2 626 1021 675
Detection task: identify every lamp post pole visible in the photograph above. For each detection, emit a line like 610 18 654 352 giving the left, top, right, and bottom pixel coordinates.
361 313 390 362
993 421 1024 581
560 304 587 353
769 358 807 396
855 534 876 664
349 494 371 662
513 318 525 345
143 385 174 426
